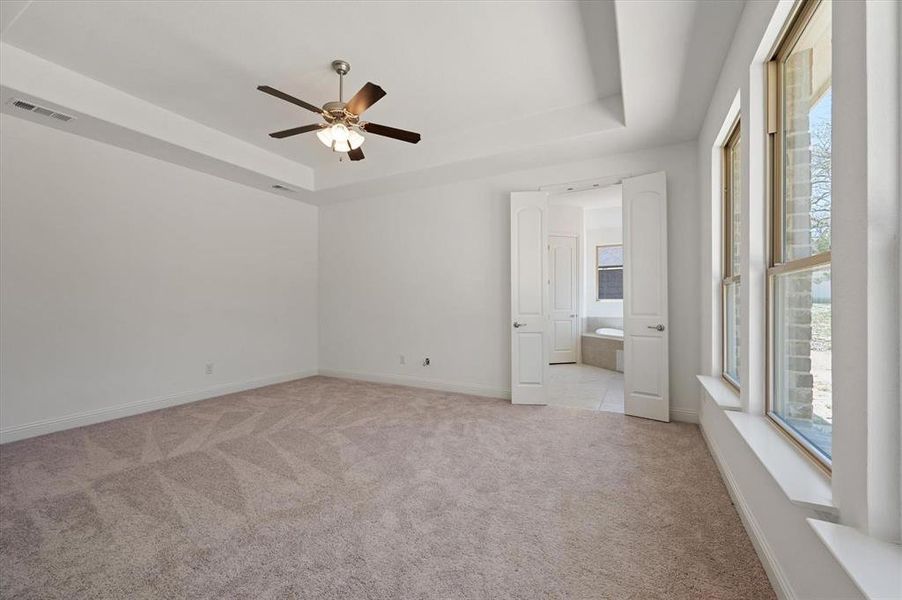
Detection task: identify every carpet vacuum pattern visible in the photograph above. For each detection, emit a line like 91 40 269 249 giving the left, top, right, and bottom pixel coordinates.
0 376 774 599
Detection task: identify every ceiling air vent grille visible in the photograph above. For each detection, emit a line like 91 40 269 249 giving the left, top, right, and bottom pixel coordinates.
7 98 75 123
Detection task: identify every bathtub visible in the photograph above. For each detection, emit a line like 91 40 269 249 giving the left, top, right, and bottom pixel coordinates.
581 329 624 371
593 327 624 340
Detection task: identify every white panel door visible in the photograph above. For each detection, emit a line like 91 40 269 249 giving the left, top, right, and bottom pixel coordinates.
622 172 669 421
510 192 548 405
548 235 578 364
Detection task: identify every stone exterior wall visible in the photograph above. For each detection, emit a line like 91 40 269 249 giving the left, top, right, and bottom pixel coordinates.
780 49 814 420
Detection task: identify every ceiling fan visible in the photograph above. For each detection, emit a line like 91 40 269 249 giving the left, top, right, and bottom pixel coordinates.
258 60 421 162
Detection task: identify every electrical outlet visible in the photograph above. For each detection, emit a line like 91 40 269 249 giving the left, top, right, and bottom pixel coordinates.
422 357 430 366
205 363 214 375
399 354 406 365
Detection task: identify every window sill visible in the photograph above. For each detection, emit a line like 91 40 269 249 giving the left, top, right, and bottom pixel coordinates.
808 519 902 600
697 375 741 410
724 410 836 517
698 376 837 518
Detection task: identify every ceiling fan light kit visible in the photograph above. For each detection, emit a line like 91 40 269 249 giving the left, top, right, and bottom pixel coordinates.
258 59 421 162
316 122 364 152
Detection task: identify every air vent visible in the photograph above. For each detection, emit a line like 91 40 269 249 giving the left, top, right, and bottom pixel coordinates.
271 184 295 192
7 98 75 123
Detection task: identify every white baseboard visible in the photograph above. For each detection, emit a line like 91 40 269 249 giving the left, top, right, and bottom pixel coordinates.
700 423 796 600
321 370 698 420
2 368 688 442
0 369 318 444
318 368 512 400
670 407 699 423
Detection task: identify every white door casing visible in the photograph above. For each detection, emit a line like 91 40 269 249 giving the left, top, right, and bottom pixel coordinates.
622 171 670 421
510 191 548 405
548 235 578 364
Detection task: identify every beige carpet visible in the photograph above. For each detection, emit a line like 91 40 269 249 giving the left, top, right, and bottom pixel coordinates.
0 376 774 599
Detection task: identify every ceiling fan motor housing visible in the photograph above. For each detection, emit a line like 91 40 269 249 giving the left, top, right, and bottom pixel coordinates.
321 101 360 126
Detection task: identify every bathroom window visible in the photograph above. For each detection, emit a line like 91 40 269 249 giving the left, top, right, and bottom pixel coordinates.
767 0 832 467
722 118 741 389
596 245 623 300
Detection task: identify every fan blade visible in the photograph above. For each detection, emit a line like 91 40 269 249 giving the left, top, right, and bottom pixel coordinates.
269 124 323 138
257 85 323 115
362 122 421 144
346 82 386 116
347 147 365 161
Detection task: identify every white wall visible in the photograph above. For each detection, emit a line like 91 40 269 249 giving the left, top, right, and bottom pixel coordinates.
584 205 623 319
547 204 582 236
0 114 319 441
319 141 700 421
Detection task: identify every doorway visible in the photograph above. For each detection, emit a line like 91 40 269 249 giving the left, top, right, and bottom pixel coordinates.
546 185 625 412
509 172 670 421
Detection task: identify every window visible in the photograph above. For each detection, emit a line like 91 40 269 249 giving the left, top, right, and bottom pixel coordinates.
722 119 741 388
596 245 623 300
767 0 832 465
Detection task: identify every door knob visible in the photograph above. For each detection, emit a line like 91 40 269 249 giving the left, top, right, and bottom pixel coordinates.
647 324 665 331
513 321 527 328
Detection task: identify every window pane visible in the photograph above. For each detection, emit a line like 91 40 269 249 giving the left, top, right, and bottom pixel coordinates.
598 268 623 300
724 281 740 384
782 0 831 261
730 136 741 275
772 265 832 458
597 245 623 268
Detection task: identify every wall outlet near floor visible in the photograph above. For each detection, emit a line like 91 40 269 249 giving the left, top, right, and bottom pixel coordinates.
422 357 430 366
399 354 406 365
205 363 214 375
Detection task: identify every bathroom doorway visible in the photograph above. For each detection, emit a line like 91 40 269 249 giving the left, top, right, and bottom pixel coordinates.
545 185 625 413
510 172 669 420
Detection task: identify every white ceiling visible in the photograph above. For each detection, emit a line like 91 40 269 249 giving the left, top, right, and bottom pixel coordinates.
0 0 743 204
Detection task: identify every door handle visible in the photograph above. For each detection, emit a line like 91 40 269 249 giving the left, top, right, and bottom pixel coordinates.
513 321 527 328
647 324 665 331
569 314 577 318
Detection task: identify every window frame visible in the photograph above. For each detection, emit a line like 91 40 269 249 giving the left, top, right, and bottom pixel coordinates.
595 244 623 301
721 117 741 391
766 0 832 471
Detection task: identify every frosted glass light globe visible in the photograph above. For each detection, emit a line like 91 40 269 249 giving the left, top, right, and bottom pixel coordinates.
330 122 350 142
348 128 365 150
316 127 333 147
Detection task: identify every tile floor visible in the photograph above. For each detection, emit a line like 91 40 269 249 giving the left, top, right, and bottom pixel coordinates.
546 363 624 413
